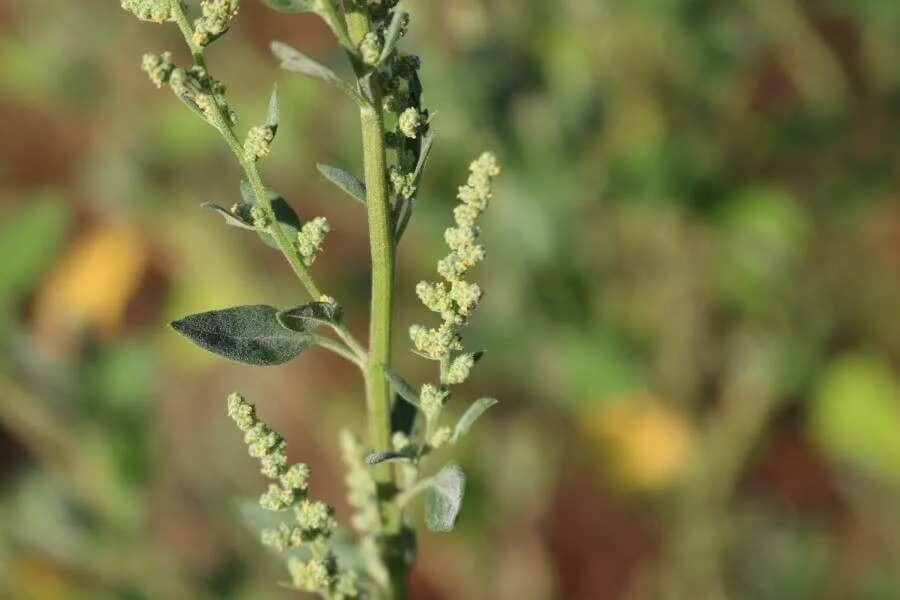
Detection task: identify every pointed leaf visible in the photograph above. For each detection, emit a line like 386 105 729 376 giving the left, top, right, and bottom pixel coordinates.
271 41 339 82
266 86 279 132
270 41 364 104
364 451 406 465
413 128 435 183
201 202 257 230
170 305 312 366
425 463 466 532
237 181 302 249
260 0 317 12
317 164 366 205
383 367 421 410
378 3 407 65
277 301 343 332
451 397 498 443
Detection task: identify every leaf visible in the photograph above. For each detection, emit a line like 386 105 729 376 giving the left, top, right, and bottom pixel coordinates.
364 451 406 465
317 164 366 205
277 301 343 332
383 367 421 409
270 41 363 105
412 128 435 183
378 3 407 65
201 202 256 230
266 85 279 132
170 305 312 366
237 181 302 249
425 463 466 532
451 397 498 443
0 197 70 307
260 0 317 12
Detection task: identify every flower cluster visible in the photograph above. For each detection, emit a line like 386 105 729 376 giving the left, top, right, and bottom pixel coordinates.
193 0 240 48
121 0 177 23
410 152 500 367
297 217 331 266
227 393 360 597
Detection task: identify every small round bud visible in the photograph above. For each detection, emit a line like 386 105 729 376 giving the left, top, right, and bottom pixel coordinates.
141 52 175 88
398 107 421 139
359 31 382 66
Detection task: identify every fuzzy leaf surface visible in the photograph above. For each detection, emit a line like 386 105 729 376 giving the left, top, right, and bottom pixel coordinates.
237 181 302 249
170 305 311 366
317 164 366 204
425 463 466 532
277 301 343 332
384 367 421 409
452 397 498 443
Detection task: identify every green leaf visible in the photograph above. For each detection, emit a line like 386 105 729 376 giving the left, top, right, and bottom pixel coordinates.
270 40 363 105
413 128 435 183
383 367 421 409
425 463 466 532
364 451 406 465
170 305 312 366
260 0 317 12
451 397 498 443
237 181 302 249
316 163 366 205
266 85 279 132
201 202 256 230
378 3 407 65
0 196 70 307
277 301 343 332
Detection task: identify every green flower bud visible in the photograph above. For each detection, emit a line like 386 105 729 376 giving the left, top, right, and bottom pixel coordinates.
445 353 475 385
121 0 173 23
280 463 310 492
243 124 275 162
359 31 382 66
429 425 452 449
420 384 448 421
398 107 421 139
141 52 175 88
297 217 330 266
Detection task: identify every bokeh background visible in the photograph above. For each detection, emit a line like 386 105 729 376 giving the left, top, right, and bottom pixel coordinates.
3 1 900 598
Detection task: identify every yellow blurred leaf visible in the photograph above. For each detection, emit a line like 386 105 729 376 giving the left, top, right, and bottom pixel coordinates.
33 224 148 341
580 396 692 492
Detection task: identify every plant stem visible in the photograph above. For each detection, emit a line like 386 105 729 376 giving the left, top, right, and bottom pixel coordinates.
345 7 409 598
167 0 367 367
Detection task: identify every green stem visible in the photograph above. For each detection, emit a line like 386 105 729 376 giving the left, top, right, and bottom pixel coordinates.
317 0 355 51
167 0 368 366
311 333 363 367
360 102 394 482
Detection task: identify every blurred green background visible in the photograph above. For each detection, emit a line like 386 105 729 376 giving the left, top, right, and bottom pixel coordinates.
3 0 900 598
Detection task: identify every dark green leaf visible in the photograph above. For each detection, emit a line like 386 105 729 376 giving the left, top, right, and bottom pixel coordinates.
260 0 317 12
413 128 435 183
451 397 498 443
317 164 366 204
237 181 302 249
378 3 407 64
364 451 406 465
266 86 279 133
170 305 312 366
383 367 421 409
201 202 256 230
277 301 343 332
425 463 466 532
